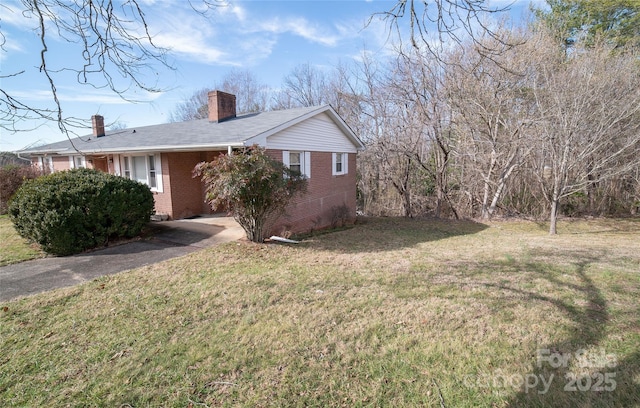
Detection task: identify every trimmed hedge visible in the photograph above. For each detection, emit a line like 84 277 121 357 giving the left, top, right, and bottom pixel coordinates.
8 168 155 256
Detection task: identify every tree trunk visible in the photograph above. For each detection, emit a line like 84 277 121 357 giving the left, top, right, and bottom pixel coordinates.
403 188 412 218
549 198 559 235
433 139 450 219
393 180 413 218
487 180 505 219
435 185 443 218
481 179 491 220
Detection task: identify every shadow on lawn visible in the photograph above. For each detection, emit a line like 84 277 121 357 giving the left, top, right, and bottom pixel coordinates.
304 216 489 253
483 251 639 407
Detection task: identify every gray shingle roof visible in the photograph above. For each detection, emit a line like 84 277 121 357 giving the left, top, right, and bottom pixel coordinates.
20 105 361 155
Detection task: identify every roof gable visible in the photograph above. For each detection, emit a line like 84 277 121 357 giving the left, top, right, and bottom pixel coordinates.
265 111 359 153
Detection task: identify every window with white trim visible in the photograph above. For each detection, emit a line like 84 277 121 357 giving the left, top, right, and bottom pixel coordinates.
121 154 163 192
70 155 86 169
332 153 348 176
282 151 311 178
289 152 302 174
38 156 53 172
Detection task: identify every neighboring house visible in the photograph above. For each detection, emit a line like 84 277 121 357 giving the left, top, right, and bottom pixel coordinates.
0 152 32 167
19 91 365 235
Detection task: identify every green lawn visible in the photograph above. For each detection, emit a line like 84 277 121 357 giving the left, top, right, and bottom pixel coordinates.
1 217 639 407
0 215 43 266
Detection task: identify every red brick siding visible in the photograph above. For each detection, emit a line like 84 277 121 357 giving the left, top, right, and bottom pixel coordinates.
153 151 223 219
52 156 71 171
32 148 357 234
198 151 224 214
267 149 357 236
90 157 108 172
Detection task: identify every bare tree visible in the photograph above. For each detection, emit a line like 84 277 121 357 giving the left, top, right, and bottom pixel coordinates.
1 0 222 134
169 70 271 122
355 1 523 218
274 63 330 108
390 46 461 219
530 34 640 234
372 0 513 58
169 88 211 122
446 26 536 220
346 53 404 216
108 121 129 131
349 4 640 223
219 69 271 113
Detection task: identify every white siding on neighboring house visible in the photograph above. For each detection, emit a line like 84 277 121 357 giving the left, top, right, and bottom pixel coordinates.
267 112 358 153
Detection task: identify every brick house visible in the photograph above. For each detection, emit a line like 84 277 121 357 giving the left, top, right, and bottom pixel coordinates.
19 91 364 235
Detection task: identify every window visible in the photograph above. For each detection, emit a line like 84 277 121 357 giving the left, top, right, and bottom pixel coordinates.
148 155 157 189
289 152 302 174
123 156 131 179
38 156 53 172
121 154 162 192
70 155 86 169
332 153 348 176
282 151 310 178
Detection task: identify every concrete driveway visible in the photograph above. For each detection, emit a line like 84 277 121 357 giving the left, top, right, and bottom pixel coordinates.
0 216 244 302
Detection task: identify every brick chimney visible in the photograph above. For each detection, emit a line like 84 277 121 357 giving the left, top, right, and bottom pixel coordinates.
208 91 236 122
92 115 105 137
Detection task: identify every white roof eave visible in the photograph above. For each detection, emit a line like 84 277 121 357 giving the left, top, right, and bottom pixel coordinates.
23 142 246 156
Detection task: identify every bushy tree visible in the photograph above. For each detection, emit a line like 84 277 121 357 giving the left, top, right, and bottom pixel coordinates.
194 146 307 243
9 168 154 255
0 164 45 215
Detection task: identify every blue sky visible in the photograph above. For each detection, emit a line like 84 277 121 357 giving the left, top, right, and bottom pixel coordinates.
0 0 540 151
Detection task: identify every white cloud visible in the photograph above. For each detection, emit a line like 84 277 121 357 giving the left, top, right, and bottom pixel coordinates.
0 32 25 66
143 6 235 65
142 3 343 67
237 36 278 65
154 30 229 65
256 16 340 47
10 88 163 105
219 4 246 22
0 3 36 28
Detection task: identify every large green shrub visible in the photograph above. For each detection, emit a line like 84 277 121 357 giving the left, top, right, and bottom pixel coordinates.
8 168 154 256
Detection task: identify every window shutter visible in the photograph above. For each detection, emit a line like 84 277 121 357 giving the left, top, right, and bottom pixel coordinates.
304 151 311 179
331 153 337 176
154 154 163 193
344 153 348 174
113 155 121 175
282 151 290 167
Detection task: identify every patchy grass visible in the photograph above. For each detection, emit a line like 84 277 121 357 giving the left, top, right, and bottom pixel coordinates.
0 215 43 266
1 217 639 407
